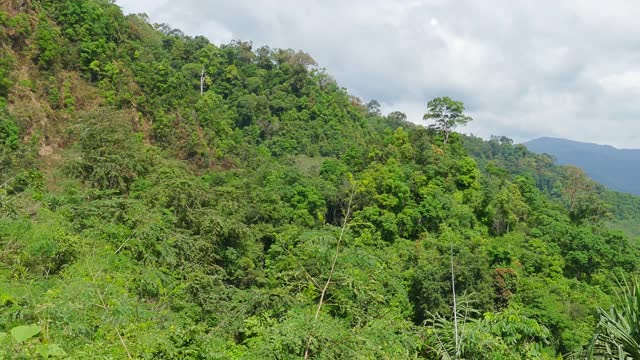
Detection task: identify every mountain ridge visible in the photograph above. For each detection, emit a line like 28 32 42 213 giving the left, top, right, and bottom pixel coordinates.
524 136 640 195
524 136 640 153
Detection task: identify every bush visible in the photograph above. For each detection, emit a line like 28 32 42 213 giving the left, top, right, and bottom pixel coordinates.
68 109 153 192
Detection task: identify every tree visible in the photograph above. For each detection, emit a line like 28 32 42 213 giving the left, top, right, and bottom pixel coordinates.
423 97 473 144
69 109 152 192
488 182 529 235
387 111 407 123
366 99 381 116
563 166 611 224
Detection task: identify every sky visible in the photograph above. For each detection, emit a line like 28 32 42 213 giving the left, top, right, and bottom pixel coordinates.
115 0 640 148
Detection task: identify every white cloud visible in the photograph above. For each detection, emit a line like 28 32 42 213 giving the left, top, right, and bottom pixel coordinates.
116 0 640 148
599 72 640 94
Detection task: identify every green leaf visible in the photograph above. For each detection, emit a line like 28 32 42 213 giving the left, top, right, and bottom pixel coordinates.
0 332 9 348
10 324 41 342
36 343 67 358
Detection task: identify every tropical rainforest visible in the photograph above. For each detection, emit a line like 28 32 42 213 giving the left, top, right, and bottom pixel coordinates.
1 0 640 359
525 137 640 197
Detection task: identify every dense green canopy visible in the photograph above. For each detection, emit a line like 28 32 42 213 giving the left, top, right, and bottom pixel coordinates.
0 1 639 358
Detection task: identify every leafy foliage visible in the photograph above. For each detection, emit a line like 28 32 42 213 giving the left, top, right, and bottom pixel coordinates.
582 278 640 359
424 96 473 144
0 1 637 358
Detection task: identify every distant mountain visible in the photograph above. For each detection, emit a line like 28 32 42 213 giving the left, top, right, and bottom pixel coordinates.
524 137 640 195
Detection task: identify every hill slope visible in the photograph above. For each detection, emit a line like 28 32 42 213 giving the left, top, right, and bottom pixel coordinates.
525 137 640 195
0 1 639 359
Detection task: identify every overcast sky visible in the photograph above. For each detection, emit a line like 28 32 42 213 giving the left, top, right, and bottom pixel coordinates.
116 0 640 148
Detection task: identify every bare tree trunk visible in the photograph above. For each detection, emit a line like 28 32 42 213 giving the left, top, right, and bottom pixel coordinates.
200 65 205 95
451 244 460 359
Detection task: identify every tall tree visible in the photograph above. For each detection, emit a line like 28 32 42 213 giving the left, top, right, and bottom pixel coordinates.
423 97 473 144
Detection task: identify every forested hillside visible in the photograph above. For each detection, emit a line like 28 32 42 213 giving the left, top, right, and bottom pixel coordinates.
524 137 640 196
1 1 639 358
465 135 640 238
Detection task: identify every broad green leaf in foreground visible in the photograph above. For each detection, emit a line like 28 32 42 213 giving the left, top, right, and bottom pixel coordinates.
10 325 41 343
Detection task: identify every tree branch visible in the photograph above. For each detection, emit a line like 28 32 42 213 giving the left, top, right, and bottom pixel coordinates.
304 189 355 360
